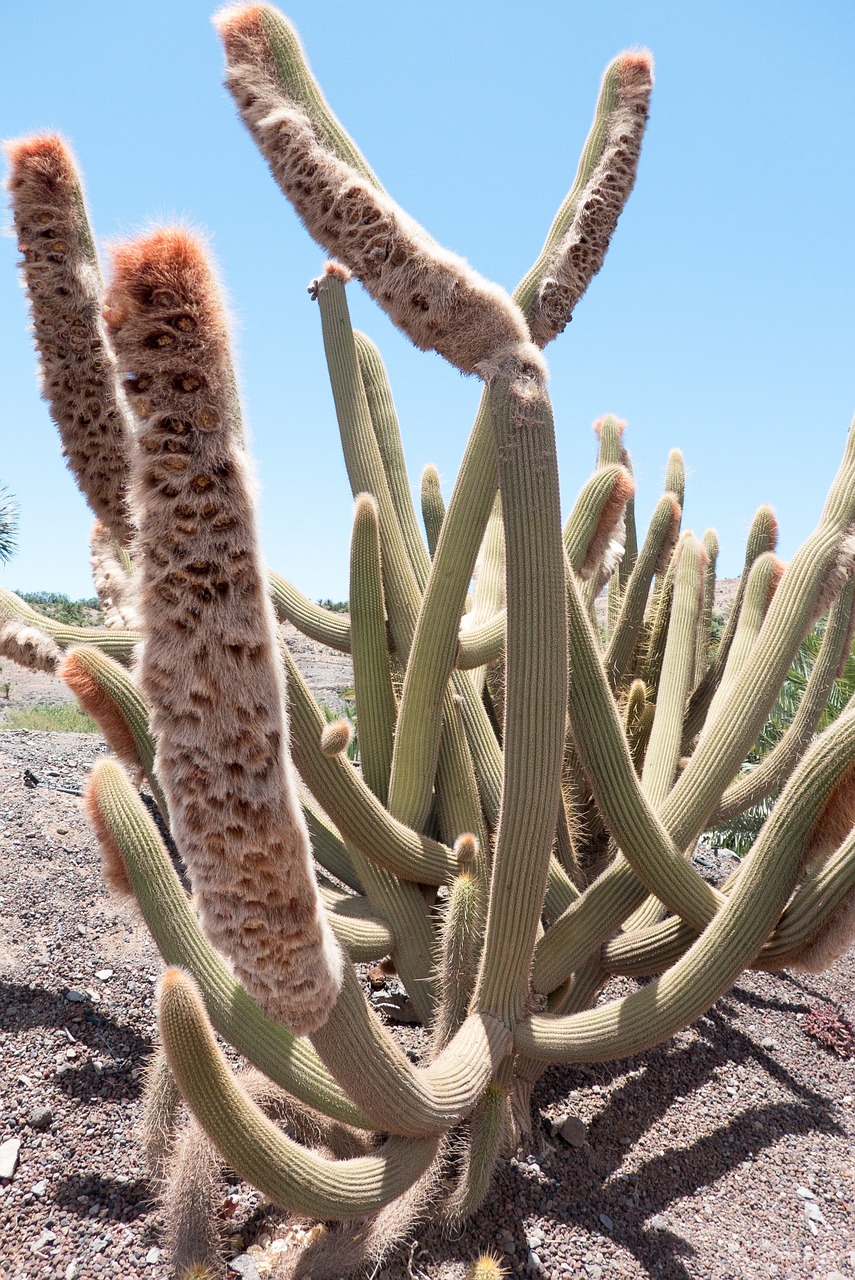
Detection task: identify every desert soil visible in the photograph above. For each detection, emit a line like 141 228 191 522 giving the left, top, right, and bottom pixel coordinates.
0 608 853 1280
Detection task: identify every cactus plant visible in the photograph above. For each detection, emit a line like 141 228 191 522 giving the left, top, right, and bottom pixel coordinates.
4 7 855 1278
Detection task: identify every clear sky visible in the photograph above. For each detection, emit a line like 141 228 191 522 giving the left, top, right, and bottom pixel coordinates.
1 2 853 601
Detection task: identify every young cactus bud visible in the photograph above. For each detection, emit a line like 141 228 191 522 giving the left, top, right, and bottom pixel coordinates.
104 227 342 1033
527 51 653 348
5 135 134 545
454 832 479 868
216 6 530 375
466 1250 509 1280
320 717 353 757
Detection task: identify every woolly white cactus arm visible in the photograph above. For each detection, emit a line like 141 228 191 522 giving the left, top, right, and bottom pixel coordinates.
89 520 140 630
5 135 134 545
104 228 342 1034
158 967 441 1219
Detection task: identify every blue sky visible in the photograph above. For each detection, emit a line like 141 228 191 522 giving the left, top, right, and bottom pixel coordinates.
1 2 853 601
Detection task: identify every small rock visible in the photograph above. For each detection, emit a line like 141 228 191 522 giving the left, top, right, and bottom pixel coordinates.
95 969 113 981
823 1272 849 1280
527 1250 542 1273
65 988 86 1003
527 1228 544 1248
599 1213 614 1231
558 1115 588 1147
761 1036 777 1049
649 1214 668 1232
0 1137 21 1179
229 1255 262 1279
145 1247 162 1264
31 1180 47 1197
30 1230 57 1254
65 1263 79 1280
28 1106 53 1131
804 1201 826 1224
796 1186 816 1199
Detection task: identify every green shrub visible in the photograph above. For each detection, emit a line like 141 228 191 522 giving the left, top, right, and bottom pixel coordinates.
7 700 100 733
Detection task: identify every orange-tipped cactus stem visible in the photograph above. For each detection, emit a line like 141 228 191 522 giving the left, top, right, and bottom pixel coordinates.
104 227 342 1034
5 135 134 545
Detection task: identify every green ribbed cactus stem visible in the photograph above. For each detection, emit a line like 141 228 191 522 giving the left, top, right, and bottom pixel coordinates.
269 570 352 652
603 492 681 690
300 791 363 893
695 528 719 685
473 352 567 1027
639 535 679 694
432 864 484 1051
85 758 369 1129
59 646 168 815
345 490 437 1021
158 967 441 1218
664 448 685 510
684 503 779 740
703 550 783 733
444 1082 510 1226
464 492 505 697
421 464 445 559
715 579 855 822
355 330 431 589
624 678 652 774
310 962 511 1138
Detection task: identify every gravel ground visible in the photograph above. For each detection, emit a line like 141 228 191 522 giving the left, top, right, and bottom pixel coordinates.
1 625 854 1280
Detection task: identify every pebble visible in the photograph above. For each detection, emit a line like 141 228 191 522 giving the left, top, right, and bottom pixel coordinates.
145 1246 162 1264
527 1250 542 1273
31 1180 47 1197
649 1214 668 1232
804 1201 826 1224
95 968 113 980
229 1254 262 1279
527 1228 545 1248
796 1185 816 1199
598 1213 614 1231
0 1137 21 1179
28 1105 53 1131
65 1264 79 1280
558 1115 587 1148
65 988 86 1002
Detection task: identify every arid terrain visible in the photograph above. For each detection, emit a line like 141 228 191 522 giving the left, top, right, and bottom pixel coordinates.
0 601 853 1280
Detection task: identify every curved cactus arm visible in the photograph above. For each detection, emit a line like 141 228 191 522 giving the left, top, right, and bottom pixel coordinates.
603 492 681 690
59 646 168 818
531 568 724 996
694 528 719 685
754 828 855 972
683 504 779 741
86 759 369 1129
564 464 634 584
281 639 456 884
158 967 441 1219
268 570 352 651
518 705 855 1063
300 788 363 892
703 551 782 732
355 330 431 588
311 963 511 1138
456 611 505 671
0 587 139 664
663 421 855 852
471 352 567 1027
421 465 446 561
442 1081 509 1224
715 580 855 822
6 135 134 545
318 883 394 962
0 616 61 672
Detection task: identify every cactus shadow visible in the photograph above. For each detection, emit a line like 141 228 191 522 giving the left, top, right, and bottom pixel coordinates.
0 979 151 1090
51 1172 154 1222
